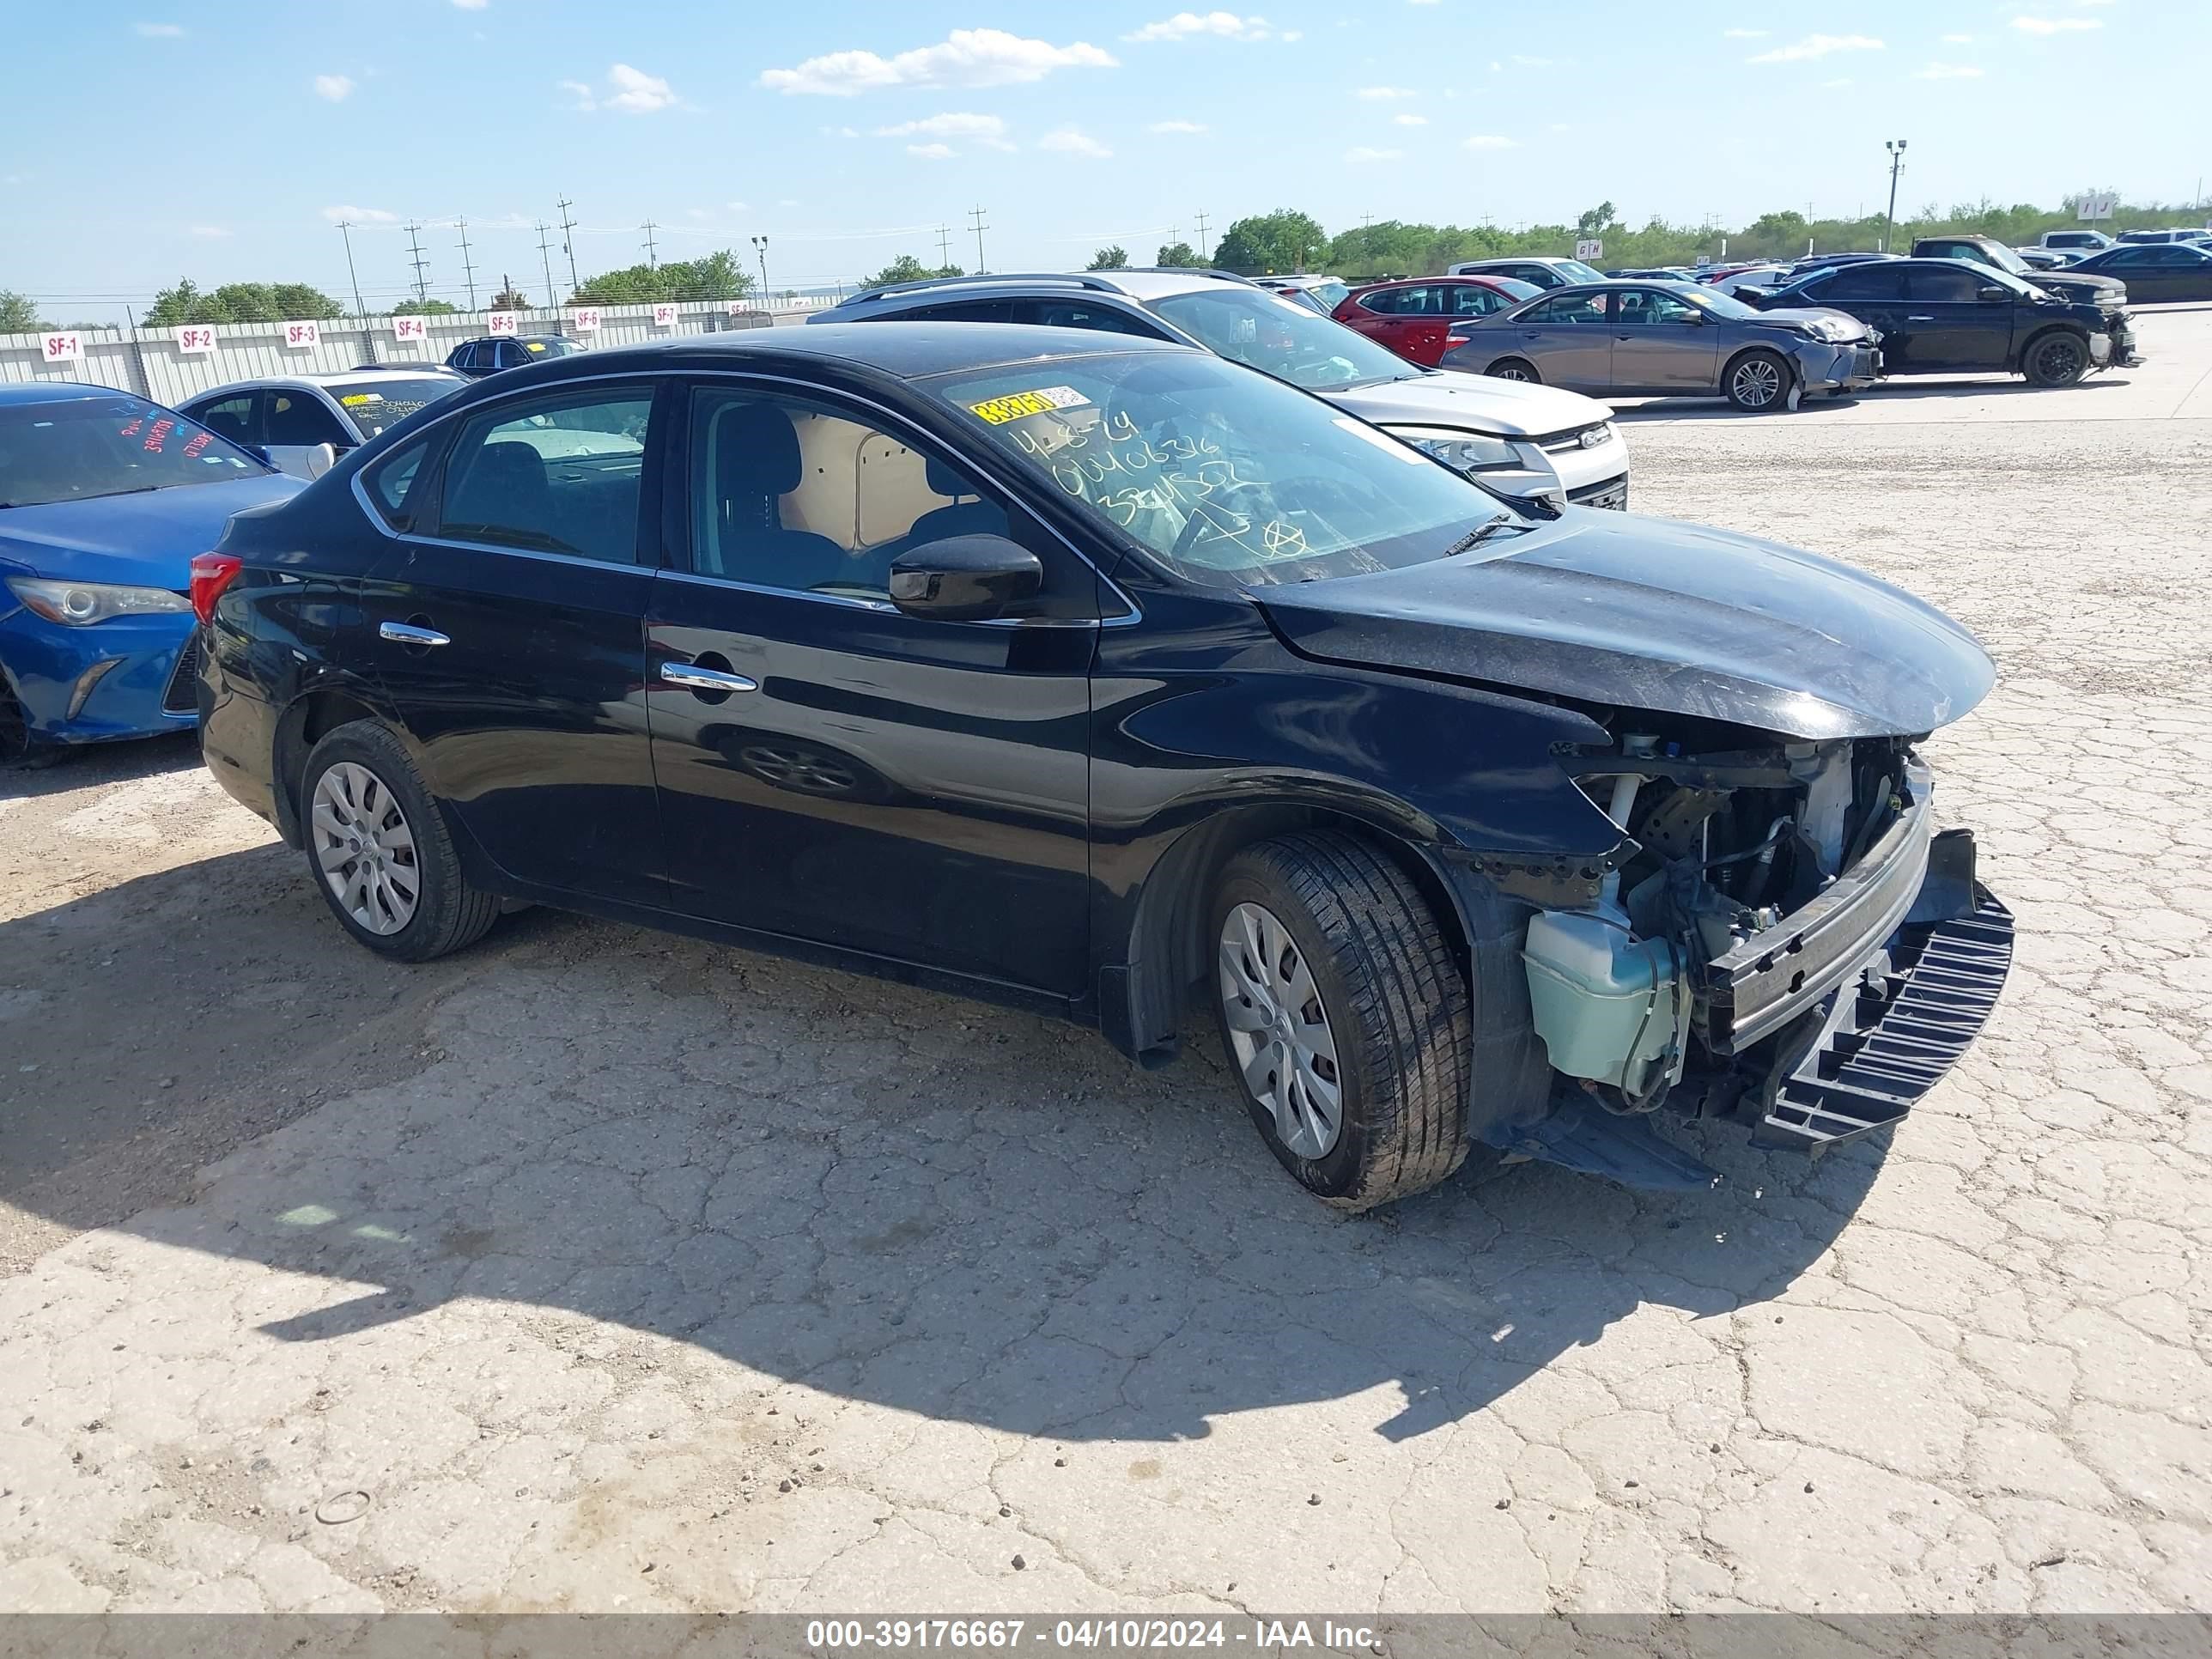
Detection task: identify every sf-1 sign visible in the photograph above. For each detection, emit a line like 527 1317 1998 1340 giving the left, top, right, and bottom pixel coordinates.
41 332 84 363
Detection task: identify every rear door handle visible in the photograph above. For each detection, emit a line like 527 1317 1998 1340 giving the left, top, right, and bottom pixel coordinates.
662 662 759 694
379 622 450 647
1906 315 1935 322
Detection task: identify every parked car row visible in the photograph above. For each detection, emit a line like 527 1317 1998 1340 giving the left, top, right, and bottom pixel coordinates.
180 319 2013 1210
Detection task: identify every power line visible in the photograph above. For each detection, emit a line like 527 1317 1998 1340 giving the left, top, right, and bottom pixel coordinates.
1194 210 1211 259
404 222 431 305
333 221 367 318
969 204 988 275
936 223 952 270
456 216 478 310
641 220 659 270
556 197 581 293
535 222 558 307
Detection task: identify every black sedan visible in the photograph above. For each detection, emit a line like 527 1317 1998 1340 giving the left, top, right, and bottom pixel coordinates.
2064 240 2212 303
192 325 2011 1208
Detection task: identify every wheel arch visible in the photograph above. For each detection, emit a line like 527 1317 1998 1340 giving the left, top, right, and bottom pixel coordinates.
1721 341 1793 386
2016 322 2090 375
270 678 408 848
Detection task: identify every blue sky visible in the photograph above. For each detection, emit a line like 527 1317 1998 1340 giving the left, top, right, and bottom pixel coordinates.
7 2 2205 320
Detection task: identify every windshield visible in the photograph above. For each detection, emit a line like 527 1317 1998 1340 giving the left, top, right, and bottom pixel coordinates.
928 352 1522 589
0 394 265 508
1974 244 2031 275
1148 288 1415 392
1677 286 1759 320
334 378 466 438
1555 260 1607 285
522 337 578 359
1297 278 1351 311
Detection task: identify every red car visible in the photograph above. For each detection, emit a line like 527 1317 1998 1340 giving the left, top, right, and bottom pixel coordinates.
1331 276 1542 366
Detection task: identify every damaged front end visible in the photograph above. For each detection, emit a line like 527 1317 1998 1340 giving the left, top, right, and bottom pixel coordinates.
1487 729 2012 1187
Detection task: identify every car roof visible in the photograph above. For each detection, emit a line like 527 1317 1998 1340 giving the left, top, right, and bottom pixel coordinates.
180 367 470 403
824 269 1263 317
0 380 149 408
452 333 570 343
510 321 1193 386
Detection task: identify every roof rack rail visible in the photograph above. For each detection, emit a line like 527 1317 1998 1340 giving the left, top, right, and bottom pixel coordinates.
844 270 1125 306
1121 266 1261 285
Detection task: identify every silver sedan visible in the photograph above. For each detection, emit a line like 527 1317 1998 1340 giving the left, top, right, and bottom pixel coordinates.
1442 281 1882 412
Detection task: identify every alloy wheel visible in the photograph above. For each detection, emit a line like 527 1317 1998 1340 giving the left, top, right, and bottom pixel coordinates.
1218 901 1344 1159
1732 357 1783 408
311 761 420 934
739 743 860 796
2036 337 2083 381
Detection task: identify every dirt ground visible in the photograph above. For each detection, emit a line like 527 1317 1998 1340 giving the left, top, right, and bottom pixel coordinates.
3 309 2209 1617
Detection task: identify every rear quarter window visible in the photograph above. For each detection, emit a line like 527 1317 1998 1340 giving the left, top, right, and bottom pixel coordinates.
364 435 434 531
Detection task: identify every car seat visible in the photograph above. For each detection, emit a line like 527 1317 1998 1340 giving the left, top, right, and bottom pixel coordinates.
709 404 847 590
902 457 1007 547
444 441 552 542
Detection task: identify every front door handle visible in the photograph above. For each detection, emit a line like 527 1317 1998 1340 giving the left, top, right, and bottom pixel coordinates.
662 662 759 694
379 622 450 647
1906 315 1935 322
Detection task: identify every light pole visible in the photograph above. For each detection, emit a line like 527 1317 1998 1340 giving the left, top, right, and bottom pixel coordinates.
1882 139 1909 252
750 235 769 305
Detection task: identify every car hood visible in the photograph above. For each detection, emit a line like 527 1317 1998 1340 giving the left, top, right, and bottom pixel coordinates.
2029 271 2124 302
1329 370 1612 438
1254 508 1995 741
0 473 300 588
1741 307 1876 340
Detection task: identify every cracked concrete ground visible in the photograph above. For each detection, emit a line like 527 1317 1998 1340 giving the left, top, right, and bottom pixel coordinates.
3 309 2211 1617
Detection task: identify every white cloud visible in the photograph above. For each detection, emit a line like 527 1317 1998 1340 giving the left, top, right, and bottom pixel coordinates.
313 73 354 100
686 208 710 219
453 0 489 9
2013 15 2100 33
1125 11 1275 43
1821 76 1854 87
187 225 228 239
1463 133 1518 149
135 21 183 37
1392 112 1428 125
874 111 1013 149
1942 33 1974 43
1356 85 1417 99
761 28 1115 95
1147 118 1209 132
727 201 750 210
1747 33 1883 63
559 79 596 111
1039 126 1113 158
1913 62 1984 78
605 64 678 112
907 143 956 160
1344 146 1402 163
322 205 397 224
1407 0 1440 6
1721 28 1767 39
1510 53 1551 66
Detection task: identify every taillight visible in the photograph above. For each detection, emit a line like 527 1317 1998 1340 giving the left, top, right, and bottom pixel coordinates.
189 553 242 624
1444 333 1472 349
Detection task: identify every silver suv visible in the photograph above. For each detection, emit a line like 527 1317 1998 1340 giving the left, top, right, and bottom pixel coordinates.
811 269 1631 508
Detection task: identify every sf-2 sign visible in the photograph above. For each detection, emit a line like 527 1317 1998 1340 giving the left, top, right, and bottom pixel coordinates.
174 325 217 355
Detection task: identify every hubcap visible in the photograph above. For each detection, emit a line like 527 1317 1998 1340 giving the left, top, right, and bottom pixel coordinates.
1735 359 1781 406
1218 902 1343 1159
1497 364 1532 381
312 761 419 935
740 743 858 796
2041 341 2081 378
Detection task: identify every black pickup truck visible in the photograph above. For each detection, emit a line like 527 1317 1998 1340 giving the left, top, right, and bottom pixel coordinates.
1742 258 2137 384
1911 233 2127 310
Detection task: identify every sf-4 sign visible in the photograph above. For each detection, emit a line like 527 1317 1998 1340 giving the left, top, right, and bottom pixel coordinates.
392 315 429 343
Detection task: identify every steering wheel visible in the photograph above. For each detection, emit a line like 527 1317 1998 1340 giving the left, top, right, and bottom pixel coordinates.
1169 480 1279 565
1285 355 1358 386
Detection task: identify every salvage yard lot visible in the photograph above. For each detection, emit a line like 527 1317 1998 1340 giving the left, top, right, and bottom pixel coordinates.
3 311 2210 1615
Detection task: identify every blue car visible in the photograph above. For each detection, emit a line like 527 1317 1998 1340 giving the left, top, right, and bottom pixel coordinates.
0 383 301 764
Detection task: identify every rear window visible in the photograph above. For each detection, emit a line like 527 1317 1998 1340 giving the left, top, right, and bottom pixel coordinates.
336 378 466 438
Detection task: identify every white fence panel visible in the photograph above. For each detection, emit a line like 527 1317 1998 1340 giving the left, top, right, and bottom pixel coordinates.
0 302 797 404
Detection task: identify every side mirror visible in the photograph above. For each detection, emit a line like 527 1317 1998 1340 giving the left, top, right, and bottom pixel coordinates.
888 534 1042 622
1978 285 2008 302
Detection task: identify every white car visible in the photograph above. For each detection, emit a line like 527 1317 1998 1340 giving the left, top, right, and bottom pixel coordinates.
177 368 469 480
1702 264 1794 299
812 270 1632 509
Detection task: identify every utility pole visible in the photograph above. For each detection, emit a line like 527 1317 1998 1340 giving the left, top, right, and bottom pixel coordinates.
1194 210 1211 260
456 216 478 310
536 222 558 307
1882 139 1909 252
969 204 988 274
404 222 431 305
936 223 953 271
641 220 659 270
556 197 581 295
334 221 368 318
750 235 770 301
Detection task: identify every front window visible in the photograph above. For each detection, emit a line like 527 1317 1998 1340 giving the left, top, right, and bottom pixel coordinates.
927 352 1523 589
331 379 465 438
0 394 265 508
1676 286 1760 321
1146 288 1415 392
434 388 652 562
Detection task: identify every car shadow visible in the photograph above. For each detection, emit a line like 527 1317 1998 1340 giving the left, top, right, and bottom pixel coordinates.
3 849 1891 1445
1607 374 2132 420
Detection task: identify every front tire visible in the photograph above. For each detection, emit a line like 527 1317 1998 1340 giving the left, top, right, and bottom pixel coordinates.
1487 357 1540 383
1724 349 1791 411
1209 833 1471 1211
2021 329 2090 386
0 680 65 770
300 720 499 962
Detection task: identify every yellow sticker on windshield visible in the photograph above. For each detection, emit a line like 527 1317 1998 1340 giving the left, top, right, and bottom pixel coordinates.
968 385 1090 424
525 341 547 353
338 392 382 406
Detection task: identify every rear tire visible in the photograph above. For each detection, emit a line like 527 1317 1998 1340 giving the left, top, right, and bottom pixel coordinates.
1209 833 1471 1211
2021 329 2090 386
1487 357 1540 383
299 720 499 962
1724 349 1791 412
